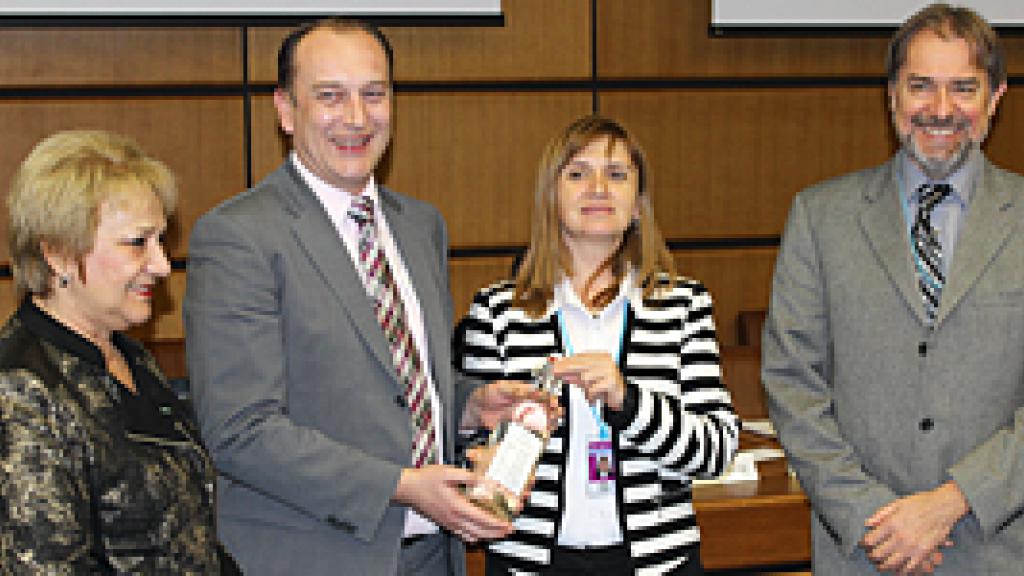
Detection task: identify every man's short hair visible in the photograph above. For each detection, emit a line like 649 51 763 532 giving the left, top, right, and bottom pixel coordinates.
277 18 395 95
886 3 1006 90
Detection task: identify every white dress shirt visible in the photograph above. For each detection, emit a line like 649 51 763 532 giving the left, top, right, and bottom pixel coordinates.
553 272 632 547
291 153 442 537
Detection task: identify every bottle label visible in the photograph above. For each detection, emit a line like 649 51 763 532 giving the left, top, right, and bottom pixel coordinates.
514 401 548 433
485 422 544 495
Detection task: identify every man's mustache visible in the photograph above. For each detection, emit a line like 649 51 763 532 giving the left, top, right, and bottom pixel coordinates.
910 114 970 131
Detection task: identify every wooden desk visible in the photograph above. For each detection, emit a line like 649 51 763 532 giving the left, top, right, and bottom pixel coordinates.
694 474 810 570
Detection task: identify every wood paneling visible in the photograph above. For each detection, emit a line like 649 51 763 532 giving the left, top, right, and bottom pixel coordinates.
721 344 765 419
737 309 767 347
981 89 1024 174
251 92 592 248
449 255 516 321
389 92 590 248
250 95 288 184
0 97 246 260
0 279 17 322
248 0 590 83
597 0 1024 78
694 475 811 570
602 88 895 238
0 28 241 86
128 270 187 342
674 248 778 346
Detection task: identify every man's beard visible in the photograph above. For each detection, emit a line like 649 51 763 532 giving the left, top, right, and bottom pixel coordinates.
898 113 977 181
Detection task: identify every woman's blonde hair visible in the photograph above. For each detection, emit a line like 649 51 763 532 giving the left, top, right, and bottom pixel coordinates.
8 129 177 296
513 115 674 316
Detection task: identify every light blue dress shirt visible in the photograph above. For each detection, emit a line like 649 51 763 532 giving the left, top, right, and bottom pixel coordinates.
898 146 980 276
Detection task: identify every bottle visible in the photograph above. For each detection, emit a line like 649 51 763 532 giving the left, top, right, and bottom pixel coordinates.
467 362 559 521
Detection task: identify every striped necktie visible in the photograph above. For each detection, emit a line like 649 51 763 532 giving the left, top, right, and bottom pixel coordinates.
911 183 952 323
349 195 438 468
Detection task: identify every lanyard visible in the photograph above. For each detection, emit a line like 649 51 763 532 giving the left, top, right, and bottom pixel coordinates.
556 302 629 438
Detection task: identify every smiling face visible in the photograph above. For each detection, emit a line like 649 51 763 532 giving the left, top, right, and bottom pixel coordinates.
557 136 639 249
46 185 170 341
890 29 1005 180
274 28 392 194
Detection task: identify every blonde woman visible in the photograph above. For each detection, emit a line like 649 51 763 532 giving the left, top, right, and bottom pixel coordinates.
455 116 739 575
0 130 237 574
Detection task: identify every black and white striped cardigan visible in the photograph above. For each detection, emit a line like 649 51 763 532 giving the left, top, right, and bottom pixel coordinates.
454 275 740 576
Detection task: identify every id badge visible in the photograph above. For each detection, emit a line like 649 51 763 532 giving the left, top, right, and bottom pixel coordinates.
586 426 615 497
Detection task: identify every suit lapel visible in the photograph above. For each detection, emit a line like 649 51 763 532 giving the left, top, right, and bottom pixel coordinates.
380 188 452 410
936 160 1018 325
860 160 927 324
280 168 397 378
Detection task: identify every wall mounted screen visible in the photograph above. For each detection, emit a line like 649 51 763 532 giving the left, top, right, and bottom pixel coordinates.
0 0 501 16
712 0 1024 27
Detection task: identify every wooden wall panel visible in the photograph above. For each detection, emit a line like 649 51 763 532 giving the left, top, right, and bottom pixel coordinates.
248 0 590 83
0 28 241 85
251 91 592 248
602 88 895 238
0 97 246 261
388 92 590 248
128 270 186 342
597 0 1024 78
449 255 516 321
980 89 1024 174
0 278 16 323
673 247 777 346
251 94 288 184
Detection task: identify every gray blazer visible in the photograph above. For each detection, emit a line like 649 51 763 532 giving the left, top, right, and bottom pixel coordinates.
185 162 473 576
763 156 1024 574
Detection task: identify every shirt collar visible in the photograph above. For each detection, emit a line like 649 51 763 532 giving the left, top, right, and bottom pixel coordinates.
290 151 378 209
899 146 979 207
554 268 634 319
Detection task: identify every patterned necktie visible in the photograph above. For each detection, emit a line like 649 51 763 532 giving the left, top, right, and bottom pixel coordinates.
911 183 952 322
349 195 437 468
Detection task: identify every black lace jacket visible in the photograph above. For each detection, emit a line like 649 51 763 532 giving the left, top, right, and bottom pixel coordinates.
0 300 224 574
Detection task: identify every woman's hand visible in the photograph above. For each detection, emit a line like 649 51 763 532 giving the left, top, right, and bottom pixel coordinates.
551 353 625 411
461 380 561 431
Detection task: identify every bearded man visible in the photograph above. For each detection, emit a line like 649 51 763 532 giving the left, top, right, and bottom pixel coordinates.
763 3 1024 575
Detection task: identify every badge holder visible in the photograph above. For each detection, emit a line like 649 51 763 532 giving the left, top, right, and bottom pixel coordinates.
586 399 615 497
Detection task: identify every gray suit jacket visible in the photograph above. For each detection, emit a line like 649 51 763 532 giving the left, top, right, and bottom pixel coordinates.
763 156 1024 575
185 162 474 575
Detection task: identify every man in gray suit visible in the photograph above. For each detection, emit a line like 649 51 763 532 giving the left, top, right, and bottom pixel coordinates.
764 4 1024 574
185 19 524 575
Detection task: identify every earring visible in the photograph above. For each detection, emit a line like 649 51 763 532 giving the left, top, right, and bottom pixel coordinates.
58 274 70 288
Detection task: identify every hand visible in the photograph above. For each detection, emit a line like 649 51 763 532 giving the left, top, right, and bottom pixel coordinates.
393 464 514 543
551 353 625 411
461 380 561 431
860 481 969 574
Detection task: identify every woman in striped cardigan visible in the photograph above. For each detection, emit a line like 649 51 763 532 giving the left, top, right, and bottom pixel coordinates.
455 116 739 576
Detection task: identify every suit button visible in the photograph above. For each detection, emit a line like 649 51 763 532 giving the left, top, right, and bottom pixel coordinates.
919 418 934 432
918 342 927 356
395 395 408 408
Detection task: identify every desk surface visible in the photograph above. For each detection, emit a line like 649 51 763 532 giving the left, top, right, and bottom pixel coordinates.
694 474 811 570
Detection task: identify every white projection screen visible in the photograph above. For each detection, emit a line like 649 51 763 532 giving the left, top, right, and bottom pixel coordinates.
712 0 1024 28
0 0 501 16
